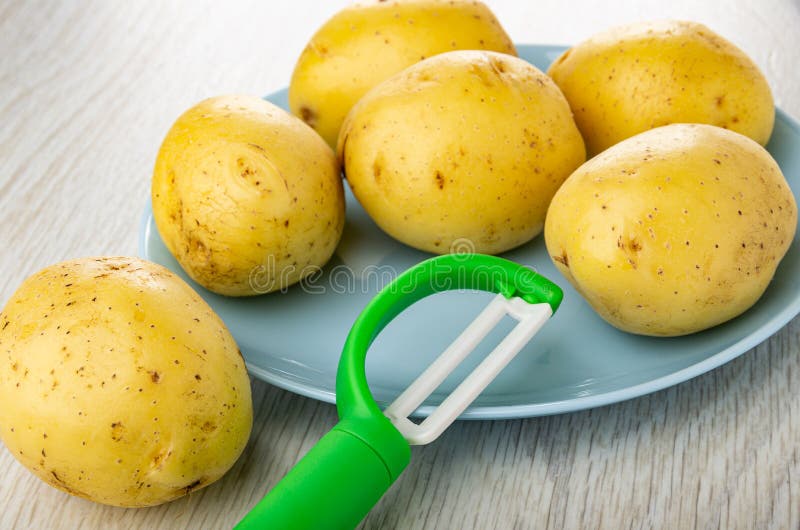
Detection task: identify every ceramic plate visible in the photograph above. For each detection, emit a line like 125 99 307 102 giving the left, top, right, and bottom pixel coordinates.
139 44 800 419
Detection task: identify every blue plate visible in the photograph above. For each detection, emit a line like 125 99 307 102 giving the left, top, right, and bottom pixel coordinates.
139 44 800 419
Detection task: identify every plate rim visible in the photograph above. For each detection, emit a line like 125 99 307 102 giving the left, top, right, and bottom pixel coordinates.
139 43 800 419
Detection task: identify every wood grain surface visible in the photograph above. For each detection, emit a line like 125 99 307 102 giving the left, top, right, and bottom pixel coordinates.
1 1 798 528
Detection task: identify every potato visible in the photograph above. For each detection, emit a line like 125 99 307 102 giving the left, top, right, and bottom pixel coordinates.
544 124 797 336
338 50 586 255
0 257 253 507
289 0 516 147
547 20 775 156
152 95 345 296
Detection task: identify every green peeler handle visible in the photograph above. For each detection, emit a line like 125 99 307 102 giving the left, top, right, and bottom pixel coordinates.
234 416 410 530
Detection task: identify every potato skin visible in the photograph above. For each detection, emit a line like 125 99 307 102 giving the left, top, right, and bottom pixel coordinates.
338 50 586 255
289 0 516 147
548 20 775 156
152 95 345 296
544 124 797 336
0 257 253 507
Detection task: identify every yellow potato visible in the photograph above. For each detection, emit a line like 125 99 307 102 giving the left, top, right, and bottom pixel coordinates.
0 257 252 506
544 124 797 336
289 0 516 147
152 95 345 296
548 20 775 156
338 50 586 255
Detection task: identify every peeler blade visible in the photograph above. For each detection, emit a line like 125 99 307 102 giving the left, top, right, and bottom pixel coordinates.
383 294 552 445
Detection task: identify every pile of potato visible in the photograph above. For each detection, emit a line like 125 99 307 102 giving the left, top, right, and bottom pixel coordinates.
150 2 795 337
544 20 795 336
0 0 797 510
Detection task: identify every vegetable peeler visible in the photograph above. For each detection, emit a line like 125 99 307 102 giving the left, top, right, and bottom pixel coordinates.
236 253 562 529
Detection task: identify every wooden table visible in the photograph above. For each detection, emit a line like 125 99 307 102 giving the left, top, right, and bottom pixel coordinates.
1 1 798 528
